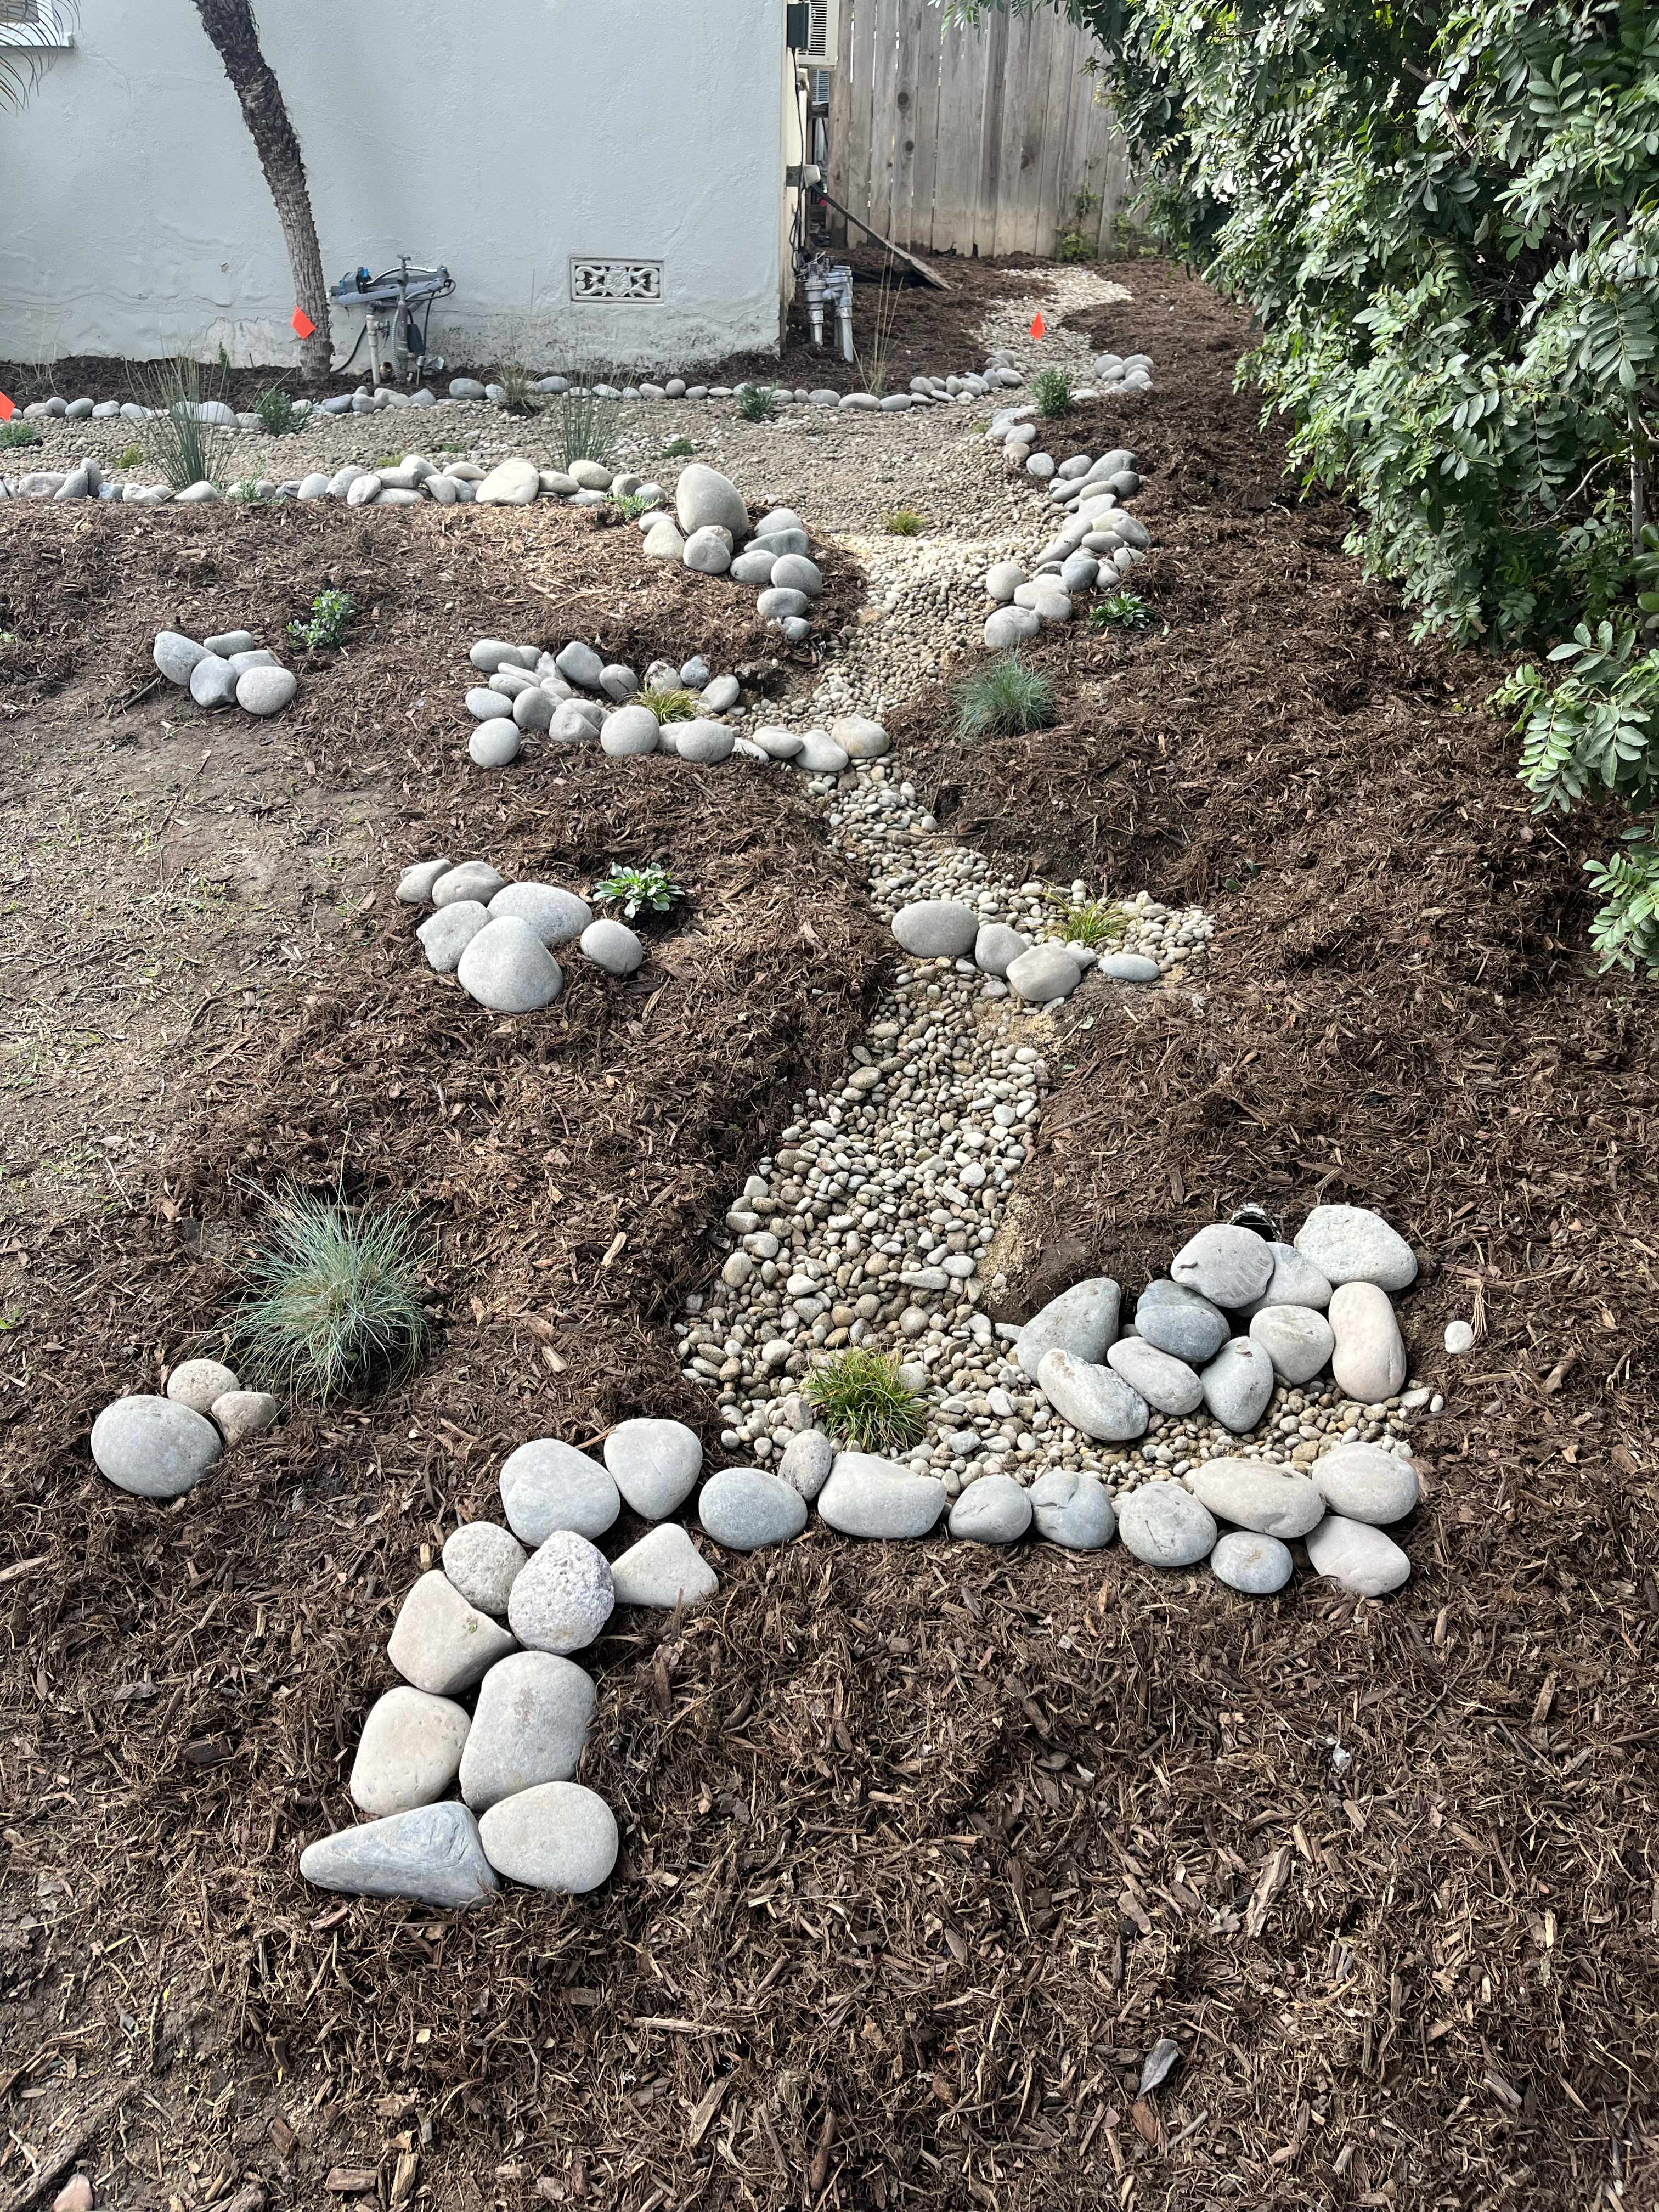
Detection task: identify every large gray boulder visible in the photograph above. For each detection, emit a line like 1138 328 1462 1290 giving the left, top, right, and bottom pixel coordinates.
499 1437 619 1543
349 1686 470 1818
1016 1277 1120 1380
458 1651 595 1811
817 1452 946 1538
603 1418 702 1518
455 916 563 1012
478 1780 618 1892
674 462 749 543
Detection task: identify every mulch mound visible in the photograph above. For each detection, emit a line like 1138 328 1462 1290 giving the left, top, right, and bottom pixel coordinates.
1 269 1655 2212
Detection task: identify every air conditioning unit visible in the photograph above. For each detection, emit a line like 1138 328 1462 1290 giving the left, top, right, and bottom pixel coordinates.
791 0 839 69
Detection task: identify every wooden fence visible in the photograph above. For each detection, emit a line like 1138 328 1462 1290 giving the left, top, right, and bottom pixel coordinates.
825 0 1131 261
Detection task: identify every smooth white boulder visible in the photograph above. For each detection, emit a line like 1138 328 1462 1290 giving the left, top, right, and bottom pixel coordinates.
349 1686 470 1818
455 916 563 1012
1015 1277 1120 1380
1036 1349 1148 1442
1187 1458 1325 1538
458 1651 596 1811
1294 1205 1417 1291
817 1452 946 1538
1328 1281 1407 1401
603 1418 702 1517
91 1395 221 1499
1310 1442 1419 1525
499 1437 619 1543
478 1781 618 1892
300 1802 497 1910
609 1523 719 1609
1305 1514 1410 1595
386 1571 517 1696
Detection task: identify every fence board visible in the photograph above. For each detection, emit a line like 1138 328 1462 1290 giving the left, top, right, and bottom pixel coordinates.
830 0 1128 260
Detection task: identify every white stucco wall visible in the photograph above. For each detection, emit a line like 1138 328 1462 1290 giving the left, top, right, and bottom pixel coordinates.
0 0 785 370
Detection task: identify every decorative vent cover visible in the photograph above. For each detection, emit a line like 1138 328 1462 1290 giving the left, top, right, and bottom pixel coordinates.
569 259 663 304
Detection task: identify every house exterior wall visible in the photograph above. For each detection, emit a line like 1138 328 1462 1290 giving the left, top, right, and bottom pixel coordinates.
0 0 786 370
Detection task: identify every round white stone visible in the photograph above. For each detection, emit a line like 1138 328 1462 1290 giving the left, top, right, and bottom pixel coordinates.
91 1395 221 1498
1310 1442 1419 1526
165 1358 239 1415
609 1523 720 1609
1210 1530 1293 1595
499 1438 619 1543
1188 1458 1325 1537
1117 1482 1217 1568
603 1418 703 1517
459 1651 596 1811
506 1531 615 1654
948 1472 1032 1544
441 1522 529 1615
350 1686 470 1818
478 1781 618 1892
698 1467 808 1551
455 916 563 1013
1294 1205 1417 1291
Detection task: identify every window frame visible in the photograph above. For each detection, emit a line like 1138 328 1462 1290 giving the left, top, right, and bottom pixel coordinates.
0 0 75 49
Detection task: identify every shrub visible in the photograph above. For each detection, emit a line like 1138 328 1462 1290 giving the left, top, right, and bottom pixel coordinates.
223 1186 434 1404
633 687 698 723
611 490 654 520
884 507 926 536
0 421 40 449
1031 367 1073 418
1091 590 1152 629
252 385 302 435
805 1347 927 1455
289 589 353 650
560 368 618 466
1056 185 1103 262
956 653 1057 741
134 357 232 490
736 382 780 421
594 861 685 917
662 436 695 459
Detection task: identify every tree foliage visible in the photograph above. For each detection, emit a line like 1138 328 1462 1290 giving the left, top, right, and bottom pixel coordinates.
941 0 1659 964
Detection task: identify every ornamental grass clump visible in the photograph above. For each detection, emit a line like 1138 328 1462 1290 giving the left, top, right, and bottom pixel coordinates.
805 1347 927 1457
135 357 232 490
736 382 780 421
956 653 1057 741
884 507 927 536
223 1186 434 1404
633 687 698 723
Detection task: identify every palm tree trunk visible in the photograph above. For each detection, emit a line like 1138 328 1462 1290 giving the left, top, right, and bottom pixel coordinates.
191 0 333 382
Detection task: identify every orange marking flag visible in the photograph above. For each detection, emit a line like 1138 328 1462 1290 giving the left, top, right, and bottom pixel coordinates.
1029 312 1046 339
291 307 316 340
0 392 14 421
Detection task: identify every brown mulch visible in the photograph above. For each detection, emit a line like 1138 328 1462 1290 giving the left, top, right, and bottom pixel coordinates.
2 268 1656 2212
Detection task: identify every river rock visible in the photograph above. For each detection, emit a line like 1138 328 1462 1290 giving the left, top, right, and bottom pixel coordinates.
456 916 563 1012
1097 951 1160 983
1016 1277 1120 1380
1133 1280 1229 1364
458 1651 595 1812
1116 1483 1217 1568
475 457 541 505
154 630 208 685
1328 1281 1407 1401
698 1467 808 1551
674 462 748 542
237 665 297 715
777 1428 834 1500
165 1357 239 1415
610 1523 720 1609
1304 1515 1410 1596
1311 1442 1419 1525
604 1417 702 1517
757 585 809 619
1172 1224 1275 1308
644 518 686 561
417 899 489 973
892 900 979 959
817 1452 946 1538
1445 1319 1475 1355
499 1437 619 1543
507 1531 614 1653
387 1571 516 1694
974 923 1031 975
397 857 452 905
797 732 848 771
441 1522 529 1615
831 715 889 758
580 918 645 975
513 685 555 731
985 561 1026 601
1234 1240 1333 1318
984 606 1040 648
205 628 256 656
684 527 735 574
478 1781 618 1893
189 655 238 708
555 640 605 688
676 721 736 763
1248 1304 1335 1384
1210 1530 1293 1595
1106 1338 1203 1415
432 860 506 906
487 882 591 947
91 1395 221 1498
1200 1338 1276 1432
1294 1205 1417 1291
300 1801 498 1910
470 721 520 766
1036 1350 1148 1441
948 1472 1032 1544
1028 1467 1116 1548
350 1686 470 1818
600 704 661 755
1188 1458 1325 1537
211 1389 279 1446
1005 943 1083 1003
